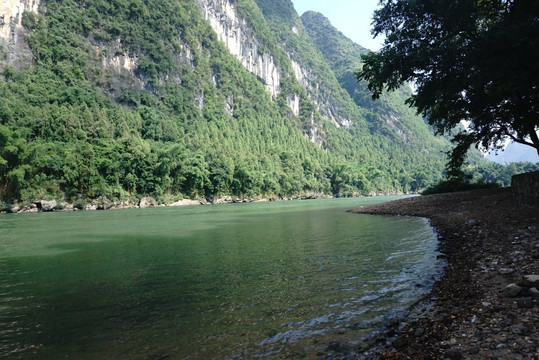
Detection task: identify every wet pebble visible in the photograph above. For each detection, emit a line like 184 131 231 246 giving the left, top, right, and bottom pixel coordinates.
498 268 514 275
391 336 408 349
516 299 533 308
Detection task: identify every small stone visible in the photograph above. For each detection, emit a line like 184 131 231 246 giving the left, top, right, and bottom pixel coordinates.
445 348 463 360
392 336 408 349
499 268 514 275
469 346 480 355
505 283 522 297
521 275 539 287
511 325 530 335
516 299 533 308
529 287 539 298
413 327 425 337
468 219 479 226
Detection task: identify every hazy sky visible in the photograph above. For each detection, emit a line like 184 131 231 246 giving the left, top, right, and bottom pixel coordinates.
291 0 384 51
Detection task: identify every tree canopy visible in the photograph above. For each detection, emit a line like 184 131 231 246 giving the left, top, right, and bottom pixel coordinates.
357 0 539 171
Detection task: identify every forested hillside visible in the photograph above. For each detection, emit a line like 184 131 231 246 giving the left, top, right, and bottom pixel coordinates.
1 0 451 206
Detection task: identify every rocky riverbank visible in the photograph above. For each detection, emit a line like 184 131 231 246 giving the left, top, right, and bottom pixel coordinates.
351 188 538 360
0 193 335 214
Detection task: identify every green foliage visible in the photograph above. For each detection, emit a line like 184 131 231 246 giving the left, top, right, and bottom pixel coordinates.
468 161 539 187
357 0 539 169
73 199 86 210
0 201 13 212
421 179 500 196
422 156 539 195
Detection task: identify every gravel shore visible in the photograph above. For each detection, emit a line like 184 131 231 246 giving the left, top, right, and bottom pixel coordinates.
351 188 539 360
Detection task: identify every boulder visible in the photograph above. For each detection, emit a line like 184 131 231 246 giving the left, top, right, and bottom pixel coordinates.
169 199 201 206
35 200 57 212
96 197 113 210
139 196 157 208
84 204 97 211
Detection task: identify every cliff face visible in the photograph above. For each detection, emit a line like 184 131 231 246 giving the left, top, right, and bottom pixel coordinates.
0 0 40 70
253 0 358 129
196 0 281 98
301 11 427 145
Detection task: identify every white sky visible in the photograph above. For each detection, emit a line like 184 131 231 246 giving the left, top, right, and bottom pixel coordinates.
291 0 384 51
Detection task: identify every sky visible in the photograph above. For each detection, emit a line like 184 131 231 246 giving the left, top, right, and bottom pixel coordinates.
291 0 384 51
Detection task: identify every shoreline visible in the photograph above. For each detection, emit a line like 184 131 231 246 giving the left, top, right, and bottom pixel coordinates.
0 191 411 214
351 188 538 359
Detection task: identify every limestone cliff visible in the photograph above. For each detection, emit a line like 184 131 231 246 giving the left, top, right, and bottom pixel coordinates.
0 0 40 69
290 56 351 129
196 0 281 98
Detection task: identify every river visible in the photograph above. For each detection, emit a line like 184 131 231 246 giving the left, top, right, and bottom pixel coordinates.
0 197 443 359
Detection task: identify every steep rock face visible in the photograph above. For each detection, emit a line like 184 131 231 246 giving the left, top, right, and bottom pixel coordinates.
196 0 281 98
0 0 40 69
301 11 419 143
253 0 355 129
290 57 349 128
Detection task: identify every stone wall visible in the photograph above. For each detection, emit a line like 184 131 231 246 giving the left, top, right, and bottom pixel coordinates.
511 171 539 206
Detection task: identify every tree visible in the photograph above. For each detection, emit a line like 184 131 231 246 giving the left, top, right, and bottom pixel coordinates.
357 0 539 172
0 125 30 201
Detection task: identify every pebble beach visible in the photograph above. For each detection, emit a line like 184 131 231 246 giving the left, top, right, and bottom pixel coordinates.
352 188 538 360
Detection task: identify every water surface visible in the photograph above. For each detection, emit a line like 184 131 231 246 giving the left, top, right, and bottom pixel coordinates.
0 197 442 359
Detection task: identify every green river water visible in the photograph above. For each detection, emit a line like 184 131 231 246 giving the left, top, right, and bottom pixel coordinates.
0 197 443 359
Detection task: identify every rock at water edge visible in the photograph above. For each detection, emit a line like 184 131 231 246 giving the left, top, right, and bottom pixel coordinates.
139 197 157 208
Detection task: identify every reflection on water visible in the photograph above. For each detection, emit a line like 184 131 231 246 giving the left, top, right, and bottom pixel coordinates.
0 197 443 359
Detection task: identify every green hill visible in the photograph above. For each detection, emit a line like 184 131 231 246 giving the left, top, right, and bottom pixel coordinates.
0 0 450 206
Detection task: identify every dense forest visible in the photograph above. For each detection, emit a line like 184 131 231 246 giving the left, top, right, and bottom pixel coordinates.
0 0 536 208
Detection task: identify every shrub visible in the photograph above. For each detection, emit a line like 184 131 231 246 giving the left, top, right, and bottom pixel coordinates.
0 202 12 212
421 179 500 195
73 199 86 210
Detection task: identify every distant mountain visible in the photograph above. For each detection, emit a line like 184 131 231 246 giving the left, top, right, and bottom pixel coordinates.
0 0 450 204
486 142 539 164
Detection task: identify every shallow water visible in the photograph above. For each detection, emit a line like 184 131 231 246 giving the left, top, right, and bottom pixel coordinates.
0 197 443 359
